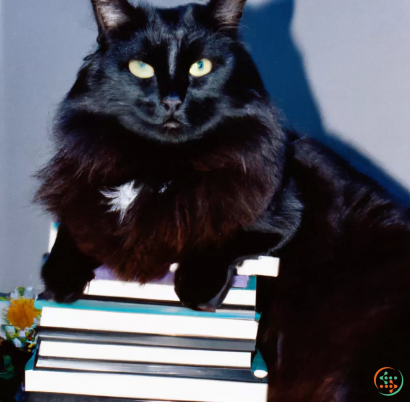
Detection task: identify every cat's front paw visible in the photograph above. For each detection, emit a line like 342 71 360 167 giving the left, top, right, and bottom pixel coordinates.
42 259 95 303
174 257 234 311
42 280 89 304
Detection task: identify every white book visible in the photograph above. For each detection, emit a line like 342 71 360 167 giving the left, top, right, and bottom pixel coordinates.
85 278 256 307
84 255 280 306
39 340 252 368
26 369 268 402
236 256 280 277
39 307 259 340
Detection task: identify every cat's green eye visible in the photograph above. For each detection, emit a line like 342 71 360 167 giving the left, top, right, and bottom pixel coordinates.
189 59 212 77
129 60 155 79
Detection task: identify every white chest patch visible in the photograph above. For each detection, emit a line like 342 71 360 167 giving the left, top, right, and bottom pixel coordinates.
101 181 141 222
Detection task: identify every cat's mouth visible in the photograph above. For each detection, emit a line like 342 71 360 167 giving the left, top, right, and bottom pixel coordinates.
163 116 181 129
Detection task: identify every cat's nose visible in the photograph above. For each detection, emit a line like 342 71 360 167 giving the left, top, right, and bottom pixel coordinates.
162 95 182 113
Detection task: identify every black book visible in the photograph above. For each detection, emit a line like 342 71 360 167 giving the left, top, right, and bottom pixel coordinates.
26 353 268 401
24 393 154 402
35 356 265 382
37 327 256 352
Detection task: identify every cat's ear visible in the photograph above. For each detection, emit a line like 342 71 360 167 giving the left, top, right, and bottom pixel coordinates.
208 0 246 29
90 0 147 43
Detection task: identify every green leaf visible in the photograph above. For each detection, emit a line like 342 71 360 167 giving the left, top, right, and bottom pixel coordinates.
0 356 16 380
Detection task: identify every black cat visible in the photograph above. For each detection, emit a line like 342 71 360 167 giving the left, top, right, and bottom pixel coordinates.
34 0 410 400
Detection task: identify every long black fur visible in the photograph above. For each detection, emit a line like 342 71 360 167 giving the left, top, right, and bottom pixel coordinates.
30 0 410 400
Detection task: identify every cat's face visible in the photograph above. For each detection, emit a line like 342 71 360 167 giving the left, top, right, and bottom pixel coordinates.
66 0 266 143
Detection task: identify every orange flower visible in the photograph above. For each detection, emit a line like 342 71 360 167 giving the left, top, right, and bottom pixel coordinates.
7 299 40 330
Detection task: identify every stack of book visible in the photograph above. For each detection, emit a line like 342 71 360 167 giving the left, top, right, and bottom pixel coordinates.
24 261 277 402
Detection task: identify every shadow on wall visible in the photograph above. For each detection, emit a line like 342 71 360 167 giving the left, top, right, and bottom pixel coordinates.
242 0 410 205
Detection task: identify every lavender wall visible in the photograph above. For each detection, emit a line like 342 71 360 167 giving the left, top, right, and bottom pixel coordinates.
1 0 409 291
